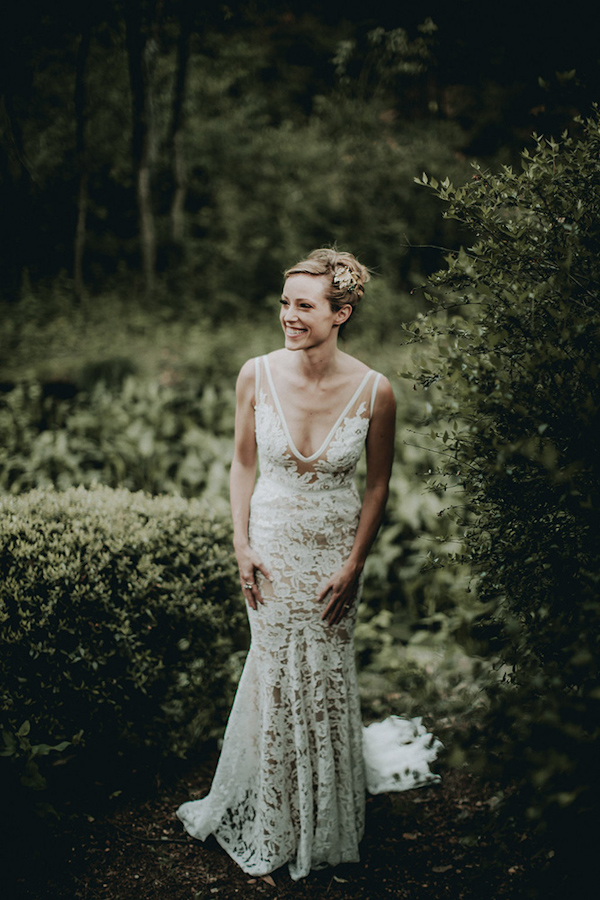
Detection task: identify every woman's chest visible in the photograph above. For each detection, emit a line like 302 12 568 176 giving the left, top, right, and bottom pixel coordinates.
282 393 349 459
256 397 369 475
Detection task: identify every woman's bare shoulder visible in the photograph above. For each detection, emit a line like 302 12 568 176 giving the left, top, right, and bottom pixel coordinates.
338 350 372 377
369 376 396 430
237 356 256 376
265 348 287 365
374 374 396 407
235 357 256 396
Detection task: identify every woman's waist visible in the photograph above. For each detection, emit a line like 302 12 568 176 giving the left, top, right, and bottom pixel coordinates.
253 472 358 497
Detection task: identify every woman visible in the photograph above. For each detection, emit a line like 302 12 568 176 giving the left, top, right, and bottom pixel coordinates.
177 249 440 880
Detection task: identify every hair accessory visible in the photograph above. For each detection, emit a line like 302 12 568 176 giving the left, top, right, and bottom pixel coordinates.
332 265 360 294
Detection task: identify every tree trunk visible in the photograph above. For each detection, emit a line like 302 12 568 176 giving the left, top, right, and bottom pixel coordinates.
74 173 89 299
124 0 156 298
74 26 91 301
171 129 187 244
0 54 34 300
0 99 30 300
169 9 191 245
138 162 155 286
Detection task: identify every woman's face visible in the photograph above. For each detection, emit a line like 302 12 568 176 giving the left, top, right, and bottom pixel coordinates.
280 274 350 351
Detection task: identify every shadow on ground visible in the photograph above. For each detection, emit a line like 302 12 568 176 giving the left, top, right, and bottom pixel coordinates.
5 746 552 900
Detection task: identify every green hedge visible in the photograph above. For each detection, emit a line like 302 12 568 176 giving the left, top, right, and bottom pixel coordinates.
0 485 244 800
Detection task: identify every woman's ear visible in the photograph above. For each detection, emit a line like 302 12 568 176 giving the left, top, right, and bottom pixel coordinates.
333 304 353 328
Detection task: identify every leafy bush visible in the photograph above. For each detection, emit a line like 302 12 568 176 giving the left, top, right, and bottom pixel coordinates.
0 376 235 502
0 485 244 803
410 109 600 888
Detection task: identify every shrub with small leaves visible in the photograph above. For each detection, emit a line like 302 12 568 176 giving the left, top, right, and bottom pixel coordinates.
0 485 244 804
410 109 600 888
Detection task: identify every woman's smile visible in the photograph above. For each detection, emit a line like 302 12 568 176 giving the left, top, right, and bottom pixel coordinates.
279 273 341 350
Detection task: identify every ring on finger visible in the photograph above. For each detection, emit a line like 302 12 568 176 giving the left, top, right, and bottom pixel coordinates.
244 581 254 590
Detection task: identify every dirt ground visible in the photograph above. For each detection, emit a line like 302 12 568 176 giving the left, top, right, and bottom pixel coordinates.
5 746 553 900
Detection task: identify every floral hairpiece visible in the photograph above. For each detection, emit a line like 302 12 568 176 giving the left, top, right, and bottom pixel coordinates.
332 265 360 294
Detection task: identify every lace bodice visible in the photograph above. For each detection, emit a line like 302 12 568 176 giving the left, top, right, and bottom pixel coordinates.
254 354 381 492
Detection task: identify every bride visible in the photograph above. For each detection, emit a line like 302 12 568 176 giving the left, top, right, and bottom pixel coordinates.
177 249 441 880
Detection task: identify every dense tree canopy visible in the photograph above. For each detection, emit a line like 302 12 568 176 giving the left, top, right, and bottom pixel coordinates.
0 0 595 305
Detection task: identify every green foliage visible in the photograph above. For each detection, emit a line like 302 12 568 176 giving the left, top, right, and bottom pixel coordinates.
0 375 235 502
0 719 74 794
0 485 243 803
0 306 477 639
0 287 281 384
410 109 600 883
180 25 468 313
0 9 472 308
334 19 437 88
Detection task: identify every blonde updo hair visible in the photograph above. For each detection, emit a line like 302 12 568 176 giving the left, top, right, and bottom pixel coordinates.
284 248 370 316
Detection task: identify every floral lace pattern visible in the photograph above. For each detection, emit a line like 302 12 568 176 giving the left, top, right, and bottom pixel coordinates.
177 355 441 880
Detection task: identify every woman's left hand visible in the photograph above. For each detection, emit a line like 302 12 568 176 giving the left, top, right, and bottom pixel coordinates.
318 561 362 626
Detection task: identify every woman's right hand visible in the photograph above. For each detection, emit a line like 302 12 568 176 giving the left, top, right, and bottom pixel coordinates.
235 543 272 610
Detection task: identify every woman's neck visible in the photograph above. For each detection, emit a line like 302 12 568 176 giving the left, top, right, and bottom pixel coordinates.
288 344 344 383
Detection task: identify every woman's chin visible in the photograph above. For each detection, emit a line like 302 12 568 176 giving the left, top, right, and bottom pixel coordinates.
284 335 306 350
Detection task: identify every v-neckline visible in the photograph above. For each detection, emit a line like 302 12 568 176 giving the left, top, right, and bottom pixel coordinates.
263 355 372 462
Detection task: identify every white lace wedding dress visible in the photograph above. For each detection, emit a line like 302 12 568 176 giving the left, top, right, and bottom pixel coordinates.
177 355 441 880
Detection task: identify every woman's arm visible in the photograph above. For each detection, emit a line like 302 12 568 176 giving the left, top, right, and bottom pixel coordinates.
230 359 271 609
319 376 396 625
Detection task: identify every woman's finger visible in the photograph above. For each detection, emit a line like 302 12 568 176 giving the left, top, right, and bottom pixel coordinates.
252 556 273 604
240 568 268 607
321 591 334 621
321 586 340 622
240 572 256 608
243 584 258 609
245 554 272 583
317 582 333 605
250 580 265 606
253 559 273 582
322 595 346 624
322 587 356 625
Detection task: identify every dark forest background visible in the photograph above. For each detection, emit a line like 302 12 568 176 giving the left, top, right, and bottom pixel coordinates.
1 0 596 312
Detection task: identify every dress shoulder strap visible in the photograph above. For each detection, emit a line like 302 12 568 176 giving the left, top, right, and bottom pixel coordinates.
254 355 268 403
254 355 260 400
370 371 383 416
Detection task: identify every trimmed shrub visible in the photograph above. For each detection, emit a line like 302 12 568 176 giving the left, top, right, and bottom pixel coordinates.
0 485 244 800
410 110 600 889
